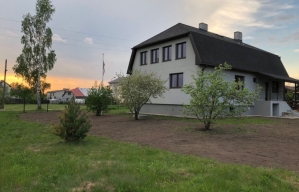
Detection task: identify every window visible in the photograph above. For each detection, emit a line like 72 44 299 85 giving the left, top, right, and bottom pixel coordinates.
170 73 183 88
68 91 71 95
235 75 244 90
163 46 172 61
140 51 147 65
151 49 159 63
176 42 186 59
272 81 279 93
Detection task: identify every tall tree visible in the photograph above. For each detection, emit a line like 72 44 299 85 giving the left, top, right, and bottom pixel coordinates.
13 0 56 109
118 70 167 120
182 63 261 130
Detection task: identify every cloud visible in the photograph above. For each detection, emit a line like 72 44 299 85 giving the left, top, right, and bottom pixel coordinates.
6 31 18 37
278 31 299 43
295 49 299 53
264 14 298 25
84 37 93 45
244 36 254 40
52 34 67 43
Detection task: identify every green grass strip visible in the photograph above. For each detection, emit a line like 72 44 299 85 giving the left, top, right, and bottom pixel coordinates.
0 111 298 192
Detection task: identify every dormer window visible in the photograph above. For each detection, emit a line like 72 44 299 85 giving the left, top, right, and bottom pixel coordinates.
151 49 159 64
140 51 147 65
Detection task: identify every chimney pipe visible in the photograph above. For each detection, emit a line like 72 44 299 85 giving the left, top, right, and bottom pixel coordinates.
199 23 208 31
234 31 242 42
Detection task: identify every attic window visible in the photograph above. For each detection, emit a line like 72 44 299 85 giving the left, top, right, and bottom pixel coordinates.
176 42 186 59
140 51 147 65
151 49 159 64
163 46 172 61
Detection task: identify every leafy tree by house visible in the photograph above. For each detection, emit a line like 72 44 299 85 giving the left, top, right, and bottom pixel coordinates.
13 0 56 109
10 82 33 100
182 63 260 130
85 85 113 116
52 96 91 142
118 70 167 120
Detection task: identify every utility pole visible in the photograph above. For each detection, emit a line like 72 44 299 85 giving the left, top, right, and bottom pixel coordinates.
1 59 7 109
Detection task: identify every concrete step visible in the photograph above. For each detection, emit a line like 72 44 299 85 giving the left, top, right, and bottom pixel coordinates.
287 110 299 117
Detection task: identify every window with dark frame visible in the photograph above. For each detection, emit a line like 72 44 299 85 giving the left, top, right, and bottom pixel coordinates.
235 75 245 90
140 51 147 65
272 81 279 93
151 49 159 64
176 42 186 59
163 46 172 61
170 73 183 88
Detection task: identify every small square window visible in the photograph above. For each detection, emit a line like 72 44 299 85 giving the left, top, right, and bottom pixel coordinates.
170 73 183 88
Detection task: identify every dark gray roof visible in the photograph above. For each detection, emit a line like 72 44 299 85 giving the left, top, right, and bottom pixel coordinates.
127 23 298 82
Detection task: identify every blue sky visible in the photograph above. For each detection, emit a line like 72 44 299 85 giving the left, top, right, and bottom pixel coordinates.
0 0 298 90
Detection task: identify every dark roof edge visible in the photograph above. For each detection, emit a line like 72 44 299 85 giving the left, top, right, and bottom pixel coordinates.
127 49 136 74
199 63 299 83
189 32 202 65
133 32 190 49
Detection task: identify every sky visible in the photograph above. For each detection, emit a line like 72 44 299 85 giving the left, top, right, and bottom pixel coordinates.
0 0 298 91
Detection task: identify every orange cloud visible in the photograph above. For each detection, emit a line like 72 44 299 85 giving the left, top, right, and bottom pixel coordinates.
3 75 109 92
46 76 109 91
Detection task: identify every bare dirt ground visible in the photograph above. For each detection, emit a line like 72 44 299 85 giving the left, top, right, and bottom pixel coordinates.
21 112 299 172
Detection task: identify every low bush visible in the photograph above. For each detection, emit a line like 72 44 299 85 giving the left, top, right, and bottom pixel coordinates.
52 97 91 142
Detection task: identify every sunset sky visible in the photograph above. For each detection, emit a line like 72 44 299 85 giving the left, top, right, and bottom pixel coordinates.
0 0 299 91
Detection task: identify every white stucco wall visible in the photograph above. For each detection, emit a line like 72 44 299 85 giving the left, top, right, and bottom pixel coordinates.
132 36 199 105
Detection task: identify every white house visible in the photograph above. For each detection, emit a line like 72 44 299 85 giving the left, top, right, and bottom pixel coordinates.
46 88 73 102
46 87 91 103
127 22 299 117
0 80 11 94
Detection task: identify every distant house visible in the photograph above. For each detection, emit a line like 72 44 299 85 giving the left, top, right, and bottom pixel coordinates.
46 87 91 103
108 77 124 103
71 88 90 99
127 22 299 117
46 88 73 102
0 80 11 94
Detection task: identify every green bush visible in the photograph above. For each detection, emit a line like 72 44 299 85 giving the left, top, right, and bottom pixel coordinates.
52 97 91 142
85 85 113 116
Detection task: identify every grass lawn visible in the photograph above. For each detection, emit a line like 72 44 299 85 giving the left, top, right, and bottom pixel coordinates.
3 103 86 111
2 104 128 112
1 111 299 191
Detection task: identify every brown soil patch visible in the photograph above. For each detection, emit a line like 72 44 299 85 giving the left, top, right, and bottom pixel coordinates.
21 112 299 172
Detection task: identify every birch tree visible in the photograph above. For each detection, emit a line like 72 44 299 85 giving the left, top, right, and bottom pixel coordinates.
182 63 261 130
13 0 56 109
118 70 167 120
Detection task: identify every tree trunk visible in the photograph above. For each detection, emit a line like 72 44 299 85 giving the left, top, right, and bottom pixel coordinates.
204 123 211 130
134 110 139 120
36 64 41 110
96 110 101 116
